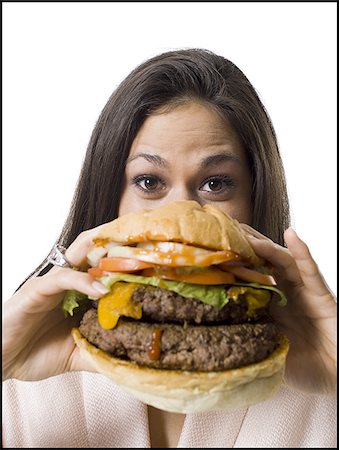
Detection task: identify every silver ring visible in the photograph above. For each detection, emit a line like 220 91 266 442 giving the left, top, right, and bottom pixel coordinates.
47 244 78 270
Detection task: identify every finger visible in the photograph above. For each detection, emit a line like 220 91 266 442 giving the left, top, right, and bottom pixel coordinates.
240 223 302 284
284 227 331 296
240 223 272 241
244 234 303 287
64 224 104 269
18 268 109 313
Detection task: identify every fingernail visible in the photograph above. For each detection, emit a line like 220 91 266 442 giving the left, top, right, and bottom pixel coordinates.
92 281 110 295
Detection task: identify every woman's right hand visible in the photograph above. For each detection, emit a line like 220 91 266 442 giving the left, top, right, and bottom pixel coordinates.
2 227 110 382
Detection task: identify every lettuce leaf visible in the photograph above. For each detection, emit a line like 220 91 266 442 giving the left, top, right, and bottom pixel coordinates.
62 290 88 316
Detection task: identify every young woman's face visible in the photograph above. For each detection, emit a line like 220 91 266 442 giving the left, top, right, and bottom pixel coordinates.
119 102 252 224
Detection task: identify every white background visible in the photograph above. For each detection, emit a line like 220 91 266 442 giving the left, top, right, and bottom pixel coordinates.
3 2 337 301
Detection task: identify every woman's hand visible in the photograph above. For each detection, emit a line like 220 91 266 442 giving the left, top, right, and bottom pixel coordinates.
2 227 109 382
241 225 337 395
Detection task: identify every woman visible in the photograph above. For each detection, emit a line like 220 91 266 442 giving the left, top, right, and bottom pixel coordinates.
3 49 336 448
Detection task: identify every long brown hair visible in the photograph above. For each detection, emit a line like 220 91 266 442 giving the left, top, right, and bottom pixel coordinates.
36 48 290 278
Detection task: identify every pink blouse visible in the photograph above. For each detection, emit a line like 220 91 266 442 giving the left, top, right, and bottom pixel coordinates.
2 372 337 448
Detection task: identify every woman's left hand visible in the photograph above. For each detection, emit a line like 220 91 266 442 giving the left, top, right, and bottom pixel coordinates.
240 225 337 395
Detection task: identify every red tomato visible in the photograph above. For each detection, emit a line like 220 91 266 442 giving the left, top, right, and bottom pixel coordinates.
141 267 235 285
99 257 154 272
88 267 106 278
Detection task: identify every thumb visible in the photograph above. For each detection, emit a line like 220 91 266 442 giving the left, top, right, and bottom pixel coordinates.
68 328 99 374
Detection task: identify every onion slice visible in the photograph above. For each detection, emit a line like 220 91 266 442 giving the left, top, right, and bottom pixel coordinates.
219 265 276 286
108 244 238 267
137 241 213 255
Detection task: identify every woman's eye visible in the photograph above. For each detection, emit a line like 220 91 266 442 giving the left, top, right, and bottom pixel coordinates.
132 175 165 193
199 176 236 194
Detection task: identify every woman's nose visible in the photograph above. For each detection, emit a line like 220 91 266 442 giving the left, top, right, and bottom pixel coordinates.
166 186 201 204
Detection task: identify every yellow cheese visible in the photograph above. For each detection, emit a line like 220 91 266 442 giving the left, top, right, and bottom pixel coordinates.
98 282 142 329
245 289 271 317
227 286 271 318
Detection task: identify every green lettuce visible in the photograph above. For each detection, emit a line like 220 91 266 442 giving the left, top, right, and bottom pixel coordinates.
62 290 88 316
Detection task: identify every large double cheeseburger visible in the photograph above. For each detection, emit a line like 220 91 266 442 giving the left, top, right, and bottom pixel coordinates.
66 200 288 413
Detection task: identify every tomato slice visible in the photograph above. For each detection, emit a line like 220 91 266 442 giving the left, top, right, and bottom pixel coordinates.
99 257 154 272
218 264 276 285
88 267 106 278
142 267 235 285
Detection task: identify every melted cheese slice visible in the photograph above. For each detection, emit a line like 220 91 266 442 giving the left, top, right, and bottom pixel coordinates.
98 282 142 329
227 286 271 317
97 283 271 330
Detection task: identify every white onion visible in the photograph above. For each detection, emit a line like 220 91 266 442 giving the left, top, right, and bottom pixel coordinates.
87 246 108 267
108 244 233 267
137 241 212 255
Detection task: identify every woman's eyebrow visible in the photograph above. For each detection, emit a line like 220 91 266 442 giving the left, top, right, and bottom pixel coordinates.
126 151 241 168
126 153 169 168
199 152 242 168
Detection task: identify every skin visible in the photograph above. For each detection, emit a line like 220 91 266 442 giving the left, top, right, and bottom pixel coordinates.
3 102 337 448
119 102 252 222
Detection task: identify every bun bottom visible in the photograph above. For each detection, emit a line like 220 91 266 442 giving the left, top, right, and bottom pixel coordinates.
72 328 289 413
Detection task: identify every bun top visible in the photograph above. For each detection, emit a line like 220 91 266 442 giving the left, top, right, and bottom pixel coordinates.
96 200 263 266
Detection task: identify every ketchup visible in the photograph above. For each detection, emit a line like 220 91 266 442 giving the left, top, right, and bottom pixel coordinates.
148 328 162 361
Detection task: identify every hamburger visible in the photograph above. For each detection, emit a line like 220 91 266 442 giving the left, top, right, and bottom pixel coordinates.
65 200 288 413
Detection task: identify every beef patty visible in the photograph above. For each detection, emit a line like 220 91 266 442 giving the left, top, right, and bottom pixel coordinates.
79 308 279 371
91 286 270 324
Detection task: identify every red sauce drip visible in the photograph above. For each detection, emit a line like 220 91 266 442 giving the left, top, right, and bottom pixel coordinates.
148 328 162 361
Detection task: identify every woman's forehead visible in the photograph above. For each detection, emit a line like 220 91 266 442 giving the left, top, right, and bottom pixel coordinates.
129 102 245 159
